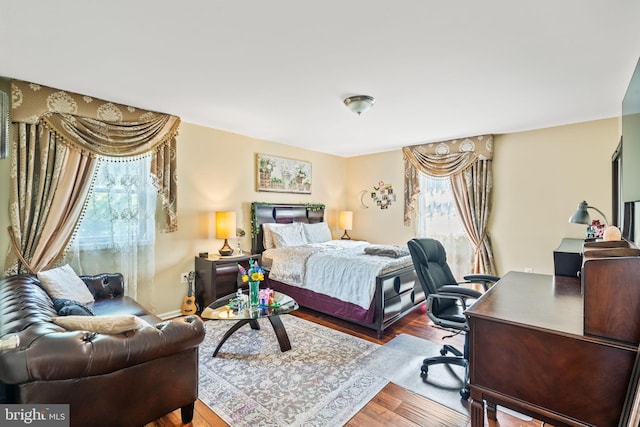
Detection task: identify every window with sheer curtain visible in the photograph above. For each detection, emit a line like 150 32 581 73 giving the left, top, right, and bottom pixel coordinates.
416 173 472 280
64 156 156 301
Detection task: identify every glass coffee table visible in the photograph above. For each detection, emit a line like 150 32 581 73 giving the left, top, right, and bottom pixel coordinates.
201 291 299 357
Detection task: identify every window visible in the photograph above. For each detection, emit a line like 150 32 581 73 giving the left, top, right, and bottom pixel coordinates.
64 156 156 299
417 174 472 280
75 156 156 250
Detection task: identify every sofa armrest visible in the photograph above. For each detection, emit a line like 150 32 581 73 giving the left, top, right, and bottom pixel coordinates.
81 273 125 300
0 316 205 384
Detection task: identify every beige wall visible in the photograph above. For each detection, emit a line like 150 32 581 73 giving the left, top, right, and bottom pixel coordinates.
345 150 415 245
347 118 620 277
491 118 619 275
0 116 620 315
151 123 347 314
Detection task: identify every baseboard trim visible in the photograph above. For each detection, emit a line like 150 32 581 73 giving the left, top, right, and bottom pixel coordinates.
159 309 182 320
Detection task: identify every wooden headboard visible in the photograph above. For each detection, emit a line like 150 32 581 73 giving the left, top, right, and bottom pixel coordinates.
251 203 325 254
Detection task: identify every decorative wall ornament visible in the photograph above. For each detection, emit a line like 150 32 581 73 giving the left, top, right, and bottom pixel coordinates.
359 190 370 209
256 153 312 194
364 181 396 209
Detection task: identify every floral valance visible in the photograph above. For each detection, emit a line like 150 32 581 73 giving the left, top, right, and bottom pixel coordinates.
402 135 493 177
11 79 180 232
403 135 493 225
41 113 179 158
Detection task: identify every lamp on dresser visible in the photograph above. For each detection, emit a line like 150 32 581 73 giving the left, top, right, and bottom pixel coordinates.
216 211 236 256
339 210 353 240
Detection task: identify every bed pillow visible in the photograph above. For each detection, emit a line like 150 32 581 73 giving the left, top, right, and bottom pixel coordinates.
271 223 308 248
303 222 332 243
262 223 287 249
52 314 150 334
37 264 95 305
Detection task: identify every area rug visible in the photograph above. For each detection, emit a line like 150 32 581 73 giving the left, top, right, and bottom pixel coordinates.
362 334 532 421
362 333 470 414
198 315 388 426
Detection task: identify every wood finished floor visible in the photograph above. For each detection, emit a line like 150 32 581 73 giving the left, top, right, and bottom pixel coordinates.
146 307 546 427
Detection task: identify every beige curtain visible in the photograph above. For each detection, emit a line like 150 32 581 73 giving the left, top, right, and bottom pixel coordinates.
403 135 496 275
5 123 98 275
4 80 180 275
450 160 495 274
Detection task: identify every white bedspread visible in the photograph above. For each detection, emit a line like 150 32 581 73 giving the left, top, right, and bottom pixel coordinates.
264 240 412 309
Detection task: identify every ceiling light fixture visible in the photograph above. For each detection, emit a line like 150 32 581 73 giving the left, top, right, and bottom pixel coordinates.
344 95 375 115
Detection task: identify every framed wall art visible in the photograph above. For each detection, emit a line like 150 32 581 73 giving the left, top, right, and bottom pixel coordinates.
257 154 312 194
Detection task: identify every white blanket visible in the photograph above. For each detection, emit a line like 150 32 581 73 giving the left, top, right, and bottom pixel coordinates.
264 240 412 309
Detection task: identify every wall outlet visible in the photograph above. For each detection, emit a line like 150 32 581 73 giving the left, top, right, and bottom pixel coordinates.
180 272 189 283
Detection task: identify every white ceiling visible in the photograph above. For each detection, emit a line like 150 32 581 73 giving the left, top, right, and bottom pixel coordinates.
2 0 640 157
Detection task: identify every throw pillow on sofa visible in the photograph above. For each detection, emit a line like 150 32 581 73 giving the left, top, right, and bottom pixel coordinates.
52 314 151 334
53 299 94 316
37 264 95 305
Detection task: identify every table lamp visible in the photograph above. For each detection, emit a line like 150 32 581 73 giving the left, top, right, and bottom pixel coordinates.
339 211 353 240
216 211 236 256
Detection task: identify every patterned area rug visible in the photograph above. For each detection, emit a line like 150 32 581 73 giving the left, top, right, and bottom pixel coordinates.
198 315 388 426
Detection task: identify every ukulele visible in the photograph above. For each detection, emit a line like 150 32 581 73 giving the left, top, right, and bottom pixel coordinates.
181 271 198 315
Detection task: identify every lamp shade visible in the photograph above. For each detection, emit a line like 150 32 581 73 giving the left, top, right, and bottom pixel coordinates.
568 201 591 225
215 211 236 239
568 201 609 226
338 211 353 230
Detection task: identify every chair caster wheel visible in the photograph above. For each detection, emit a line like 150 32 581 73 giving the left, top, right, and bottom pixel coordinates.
440 348 447 356
420 367 428 377
460 388 470 400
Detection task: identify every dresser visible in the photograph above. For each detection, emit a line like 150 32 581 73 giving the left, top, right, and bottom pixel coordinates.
193 253 261 312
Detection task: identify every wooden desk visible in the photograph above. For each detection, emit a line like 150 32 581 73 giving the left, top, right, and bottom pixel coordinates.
466 271 637 427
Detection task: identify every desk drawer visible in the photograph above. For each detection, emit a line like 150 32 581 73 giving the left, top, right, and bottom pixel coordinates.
469 317 635 427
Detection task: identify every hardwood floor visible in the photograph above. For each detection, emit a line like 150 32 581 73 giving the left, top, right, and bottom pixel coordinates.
147 307 546 427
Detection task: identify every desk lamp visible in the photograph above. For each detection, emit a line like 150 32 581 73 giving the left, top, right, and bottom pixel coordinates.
568 201 608 226
216 211 236 256
569 201 621 240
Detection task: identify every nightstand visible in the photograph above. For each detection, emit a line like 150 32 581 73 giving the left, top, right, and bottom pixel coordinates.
194 253 262 312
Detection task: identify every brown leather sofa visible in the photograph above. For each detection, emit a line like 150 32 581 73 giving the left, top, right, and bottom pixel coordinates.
0 273 205 427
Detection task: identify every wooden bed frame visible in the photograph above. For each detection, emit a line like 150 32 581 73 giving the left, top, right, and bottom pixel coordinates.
250 202 425 337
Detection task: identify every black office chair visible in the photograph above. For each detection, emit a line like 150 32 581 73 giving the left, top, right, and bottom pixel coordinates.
407 238 500 399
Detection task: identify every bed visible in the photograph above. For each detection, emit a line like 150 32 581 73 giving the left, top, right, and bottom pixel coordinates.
250 202 425 337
